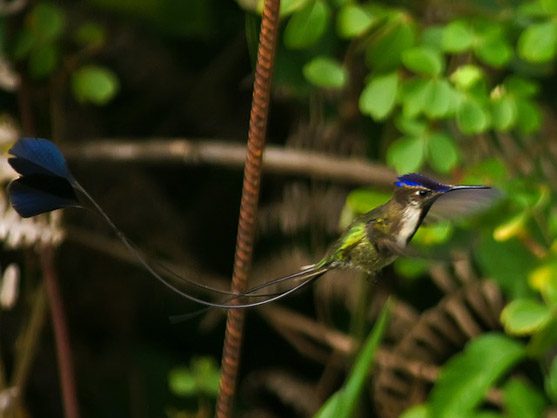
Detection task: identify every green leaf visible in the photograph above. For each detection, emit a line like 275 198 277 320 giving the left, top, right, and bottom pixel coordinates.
395 115 428 136
72 65 120 105
387 136 425 173
427 132 459 173
74 22 106 47
284 0 330 49
346 189 390 215
400 78 430 118
28 43 59 79
430 333 525 418
424 78 456 119
413 222 453 245
518 20 557 63
504 76 539 98
29 3 66 43
474 25 512 68
13 29 35 60
442 20 474 53
541 0 557 14
314 301 390 418
462 158 508 185
168 368 197 396
528 316 557 358
303 56 347 89
515 99 542 134
450 65 483 90
401 46 444 77
400 404 429 418
340 189 390 228
500 299 552 336
529 262 557 306
546 356 557 402
191 357 220 396
279 0 312 16
475 235 536 298
168 357 220 398
490 94 517 131
456 97 490 134
394 258 429 279
359 72 399 120
337 4 376 38
422 26 444 50
475 37 512 68
366 15 415 72
503 378 546 418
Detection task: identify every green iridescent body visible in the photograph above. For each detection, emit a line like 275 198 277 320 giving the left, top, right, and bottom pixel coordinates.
317 198 411 275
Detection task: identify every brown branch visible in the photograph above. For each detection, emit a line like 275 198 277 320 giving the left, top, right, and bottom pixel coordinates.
62 138 395 186
261 304 504 407
40 246 80 418
12 282 47 392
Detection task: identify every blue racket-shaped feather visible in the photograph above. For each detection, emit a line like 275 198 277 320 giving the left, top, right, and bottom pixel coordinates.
8 137 74 179
7 138 80 218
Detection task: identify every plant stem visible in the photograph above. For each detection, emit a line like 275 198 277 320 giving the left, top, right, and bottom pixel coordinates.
40 246 81 418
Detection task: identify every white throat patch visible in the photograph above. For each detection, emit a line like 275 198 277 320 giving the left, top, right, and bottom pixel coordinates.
397 206 422 247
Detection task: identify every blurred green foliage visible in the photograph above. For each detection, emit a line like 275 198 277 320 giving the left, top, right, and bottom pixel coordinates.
12 2 119 103
314 301 390 418
4 0 557 416
268 0 557 415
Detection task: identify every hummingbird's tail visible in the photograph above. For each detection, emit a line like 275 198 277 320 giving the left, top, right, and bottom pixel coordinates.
76 181 333 311
169 263 332 322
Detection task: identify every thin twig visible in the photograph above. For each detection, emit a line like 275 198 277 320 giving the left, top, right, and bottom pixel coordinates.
216 0 281 416
12 282 47 389
260 304 505 407
40 246 80 418
61 138 395 186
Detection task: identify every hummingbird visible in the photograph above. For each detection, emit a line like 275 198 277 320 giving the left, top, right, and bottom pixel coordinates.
5 138 499 310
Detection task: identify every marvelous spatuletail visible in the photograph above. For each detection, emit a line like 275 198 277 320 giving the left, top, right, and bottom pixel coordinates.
6 138 500 310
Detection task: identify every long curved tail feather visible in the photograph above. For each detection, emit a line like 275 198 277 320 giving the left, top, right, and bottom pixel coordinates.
169 264 331 322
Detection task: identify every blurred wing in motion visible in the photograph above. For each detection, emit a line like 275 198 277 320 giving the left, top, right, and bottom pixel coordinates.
425 186 501 223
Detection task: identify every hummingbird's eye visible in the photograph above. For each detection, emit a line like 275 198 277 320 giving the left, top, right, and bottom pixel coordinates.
415 189 429 197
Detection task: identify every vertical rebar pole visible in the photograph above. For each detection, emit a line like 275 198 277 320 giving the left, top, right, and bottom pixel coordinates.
215 0 281 416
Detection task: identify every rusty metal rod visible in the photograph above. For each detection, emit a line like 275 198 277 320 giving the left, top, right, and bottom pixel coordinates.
215 0 281 416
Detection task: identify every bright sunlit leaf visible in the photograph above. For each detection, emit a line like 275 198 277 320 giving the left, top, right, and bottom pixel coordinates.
303 56 347 88
359 71 399 120
337 4 376 38
284 0 330 49
401 46 444 77
430 333 525 418
503 378 546 418
518 20 557 63
72 65 120 105
314 301 390 418
456 97 490 134
387 136 425 173
442 20 475 53
427 132 459 173
501 299 552 336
